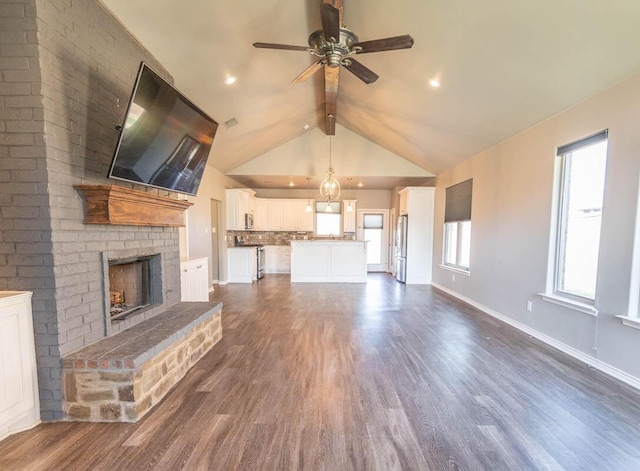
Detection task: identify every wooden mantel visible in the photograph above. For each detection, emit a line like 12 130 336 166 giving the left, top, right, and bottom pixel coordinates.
75 184 193 227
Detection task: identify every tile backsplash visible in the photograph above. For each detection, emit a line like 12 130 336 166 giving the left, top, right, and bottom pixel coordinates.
227 231 356 247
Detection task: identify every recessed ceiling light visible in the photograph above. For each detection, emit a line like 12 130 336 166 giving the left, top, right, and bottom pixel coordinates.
429 78 441 88
224 75 237 85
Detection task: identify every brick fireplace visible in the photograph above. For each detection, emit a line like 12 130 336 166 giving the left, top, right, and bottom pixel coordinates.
0 1 219 421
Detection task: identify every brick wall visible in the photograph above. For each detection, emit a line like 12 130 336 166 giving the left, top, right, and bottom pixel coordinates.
0 0 183 420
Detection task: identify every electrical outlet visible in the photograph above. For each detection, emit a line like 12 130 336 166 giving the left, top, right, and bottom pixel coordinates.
526 300 533 312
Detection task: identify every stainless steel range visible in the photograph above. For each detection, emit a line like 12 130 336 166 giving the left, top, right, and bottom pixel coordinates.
256 245 265 279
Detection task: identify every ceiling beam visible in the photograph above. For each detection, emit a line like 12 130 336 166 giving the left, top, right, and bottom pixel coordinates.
323 0 343 136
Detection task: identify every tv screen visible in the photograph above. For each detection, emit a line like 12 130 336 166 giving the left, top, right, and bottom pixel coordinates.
108 62 218 196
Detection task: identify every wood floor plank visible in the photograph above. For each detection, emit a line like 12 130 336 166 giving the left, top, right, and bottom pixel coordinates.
2 273 640 470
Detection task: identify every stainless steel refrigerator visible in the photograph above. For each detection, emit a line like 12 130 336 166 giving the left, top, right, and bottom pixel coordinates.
395 215 408 282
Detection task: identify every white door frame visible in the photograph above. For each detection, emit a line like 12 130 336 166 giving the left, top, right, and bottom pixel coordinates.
357 209 390 272
390 208 396 275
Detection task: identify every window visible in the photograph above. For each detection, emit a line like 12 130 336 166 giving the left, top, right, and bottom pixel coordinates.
553 131 608 302
315 201 341 236
443 179 472 271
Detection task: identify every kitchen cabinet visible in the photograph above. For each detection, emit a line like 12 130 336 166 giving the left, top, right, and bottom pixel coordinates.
254 198 314 232
290 241 367 283
227 247 257 283
226 188 256 230
343 200 357 232
283 200 314 231
0 291 40 441
265 245 291 273
254 198 269 231
267 200 284 230
399 191 408 215
283 200 299 230
297 201 314 231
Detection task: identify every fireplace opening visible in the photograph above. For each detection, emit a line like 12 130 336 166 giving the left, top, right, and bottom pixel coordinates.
108 255 158 321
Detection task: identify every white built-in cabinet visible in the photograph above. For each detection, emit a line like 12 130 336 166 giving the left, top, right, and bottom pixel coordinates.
267 200 285 230
399 191 408 215
259 198 314 232
0 291 40 441
180 257 209 302
227 191 316 232
398 187 435 284
254 198 269 231
343 200 357 232
226 189 256 230
265 245 291 273
227 247 257 283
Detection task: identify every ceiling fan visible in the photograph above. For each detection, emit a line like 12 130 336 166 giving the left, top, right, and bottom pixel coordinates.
253 0 414 135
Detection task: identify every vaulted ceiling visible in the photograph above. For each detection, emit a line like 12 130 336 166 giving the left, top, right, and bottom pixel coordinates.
101 0 640 189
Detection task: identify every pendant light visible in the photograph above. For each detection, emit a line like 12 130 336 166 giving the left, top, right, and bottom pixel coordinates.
320 135 340 203
305 177 313 212
346 177 353 213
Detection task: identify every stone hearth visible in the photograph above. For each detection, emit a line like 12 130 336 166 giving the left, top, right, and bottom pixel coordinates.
63 302 222 422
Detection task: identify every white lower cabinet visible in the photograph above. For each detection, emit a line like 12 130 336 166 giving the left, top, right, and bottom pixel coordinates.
227 248 257 283
180 257 209 301
0 291 40 441
265 246 291 273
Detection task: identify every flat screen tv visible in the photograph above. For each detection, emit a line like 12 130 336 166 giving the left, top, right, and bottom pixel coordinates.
108 62 218 196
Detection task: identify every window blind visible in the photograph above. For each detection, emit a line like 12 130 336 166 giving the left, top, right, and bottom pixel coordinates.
557 130 608 156
363 214 383 229
315 201 341 213
445 179 473 223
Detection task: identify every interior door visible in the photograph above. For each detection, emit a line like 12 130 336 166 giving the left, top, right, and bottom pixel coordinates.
210 199 220 282
357 209 389 272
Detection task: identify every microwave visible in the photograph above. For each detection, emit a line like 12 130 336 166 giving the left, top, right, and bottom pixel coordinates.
245 213 254 230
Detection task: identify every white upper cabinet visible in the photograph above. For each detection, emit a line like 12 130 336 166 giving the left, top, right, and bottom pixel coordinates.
297 201 314 231
283 200 299 230
253 198 314 232
399 190 408 215
226 188 256 231
343 200 357 232
267 199 284 230
254 198 269 231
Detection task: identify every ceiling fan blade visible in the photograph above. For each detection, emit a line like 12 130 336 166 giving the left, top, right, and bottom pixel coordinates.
292 60 324 83
320 4 340 43
253 42 309 51
355 35 414 54
343 58 379 84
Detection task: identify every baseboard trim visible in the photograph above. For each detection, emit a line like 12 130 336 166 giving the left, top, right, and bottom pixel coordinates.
431 283 640 391
218 280 229 286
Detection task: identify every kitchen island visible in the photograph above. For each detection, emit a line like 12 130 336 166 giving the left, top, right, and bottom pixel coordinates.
290 240 367 283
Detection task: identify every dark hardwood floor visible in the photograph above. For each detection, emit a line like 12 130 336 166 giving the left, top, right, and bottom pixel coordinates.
3 274 640 470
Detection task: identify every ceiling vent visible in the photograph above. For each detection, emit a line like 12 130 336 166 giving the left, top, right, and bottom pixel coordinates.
223 117 238 128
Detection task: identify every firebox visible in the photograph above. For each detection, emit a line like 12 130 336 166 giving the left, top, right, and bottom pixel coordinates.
108 256 151 320
104 252 163 325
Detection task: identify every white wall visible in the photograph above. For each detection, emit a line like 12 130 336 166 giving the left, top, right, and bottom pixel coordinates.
183 165 242 285
432 71 640 383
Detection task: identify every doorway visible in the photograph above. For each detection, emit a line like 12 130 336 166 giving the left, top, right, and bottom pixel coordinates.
357 209 389 272
210 199 221 283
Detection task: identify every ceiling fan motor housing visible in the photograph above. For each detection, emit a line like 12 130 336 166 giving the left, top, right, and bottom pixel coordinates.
308 28 359 67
